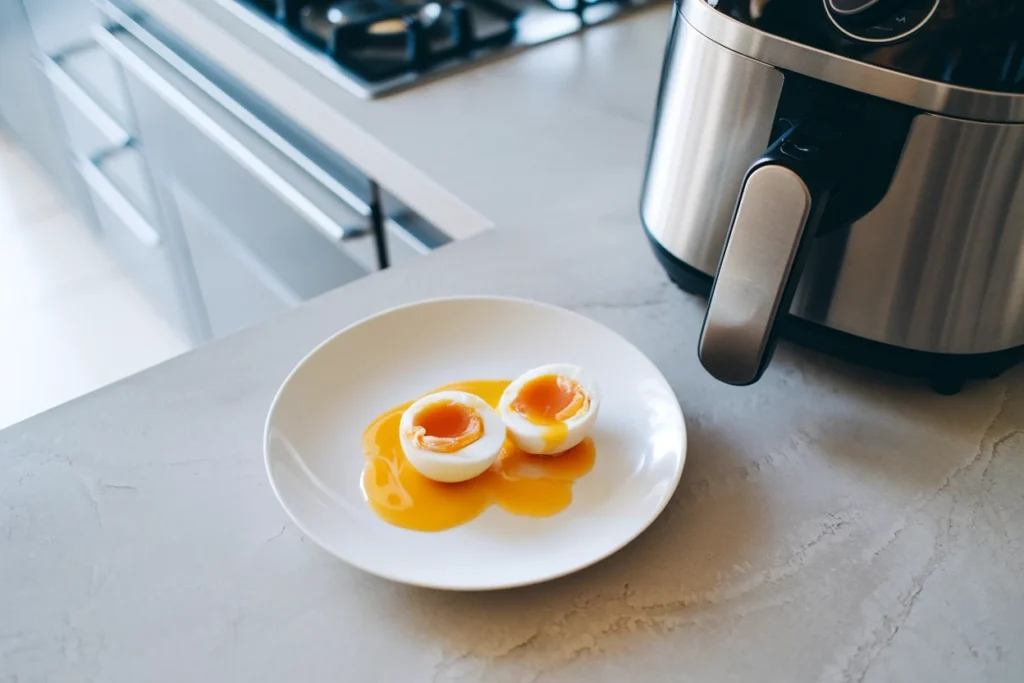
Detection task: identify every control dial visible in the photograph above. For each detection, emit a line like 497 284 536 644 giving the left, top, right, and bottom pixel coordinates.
825 0 940 44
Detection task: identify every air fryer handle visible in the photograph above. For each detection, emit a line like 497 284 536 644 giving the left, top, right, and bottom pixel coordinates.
698 125 838 385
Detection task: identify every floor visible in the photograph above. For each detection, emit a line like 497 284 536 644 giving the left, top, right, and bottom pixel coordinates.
0 132 190 430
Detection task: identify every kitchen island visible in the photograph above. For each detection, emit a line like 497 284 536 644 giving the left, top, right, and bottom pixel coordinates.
2 3 1023 682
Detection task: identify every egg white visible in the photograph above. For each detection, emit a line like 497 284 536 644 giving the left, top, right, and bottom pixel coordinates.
498 364 600 455
399 390 505 483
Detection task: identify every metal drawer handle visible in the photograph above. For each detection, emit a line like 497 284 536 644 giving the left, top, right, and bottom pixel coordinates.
92 22 365 245
75 143 161 249
38 51 131 149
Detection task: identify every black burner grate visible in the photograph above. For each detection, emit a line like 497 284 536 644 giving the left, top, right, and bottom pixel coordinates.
242 0 518 81
239 0 650 90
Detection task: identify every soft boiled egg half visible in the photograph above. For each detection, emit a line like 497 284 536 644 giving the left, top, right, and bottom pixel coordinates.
399 390 506 483
498 364 600 455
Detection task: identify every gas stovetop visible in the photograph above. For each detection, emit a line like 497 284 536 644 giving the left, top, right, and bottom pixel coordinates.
239 0 658 97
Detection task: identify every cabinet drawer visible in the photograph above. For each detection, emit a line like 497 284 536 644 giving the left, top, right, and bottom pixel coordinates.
74 153 194 339
22 0 105 55
97 21 371 338
51 43 131 129
39 42 158 220
148 128 368 302
95 143 156 221
41 47 131 152
170 185 292 338
27 0 132 140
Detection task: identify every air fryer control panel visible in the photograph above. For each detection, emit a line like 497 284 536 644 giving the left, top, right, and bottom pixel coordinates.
705 0 1024 93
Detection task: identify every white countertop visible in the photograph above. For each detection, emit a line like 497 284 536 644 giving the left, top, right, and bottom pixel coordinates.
2 2 1023 682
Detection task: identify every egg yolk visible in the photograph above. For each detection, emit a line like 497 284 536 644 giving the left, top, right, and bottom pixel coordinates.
509 374 589 449
511 374 588 423
362 379 596 532
406 400 483 454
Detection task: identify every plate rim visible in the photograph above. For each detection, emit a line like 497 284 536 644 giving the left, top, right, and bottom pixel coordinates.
264 295 687 591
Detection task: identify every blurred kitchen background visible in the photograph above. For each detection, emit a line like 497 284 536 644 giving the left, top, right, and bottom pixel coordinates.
0 0 655 429
0 0 443 428
0 129 188 429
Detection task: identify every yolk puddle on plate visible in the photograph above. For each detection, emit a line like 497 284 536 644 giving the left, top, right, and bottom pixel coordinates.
362 379 595 531
510 374 587 449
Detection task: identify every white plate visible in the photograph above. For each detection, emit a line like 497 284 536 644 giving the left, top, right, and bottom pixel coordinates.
265 297 686 590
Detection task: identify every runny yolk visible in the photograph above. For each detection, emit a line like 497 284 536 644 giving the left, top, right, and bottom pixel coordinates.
407 401 483 454
511 374 588 423
510 374 589 449
361 379 596 532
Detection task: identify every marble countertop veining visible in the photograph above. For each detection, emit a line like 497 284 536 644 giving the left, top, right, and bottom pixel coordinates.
2 2 1023 682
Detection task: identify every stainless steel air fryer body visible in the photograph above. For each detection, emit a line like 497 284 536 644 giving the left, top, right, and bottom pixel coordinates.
642 0 1024 390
